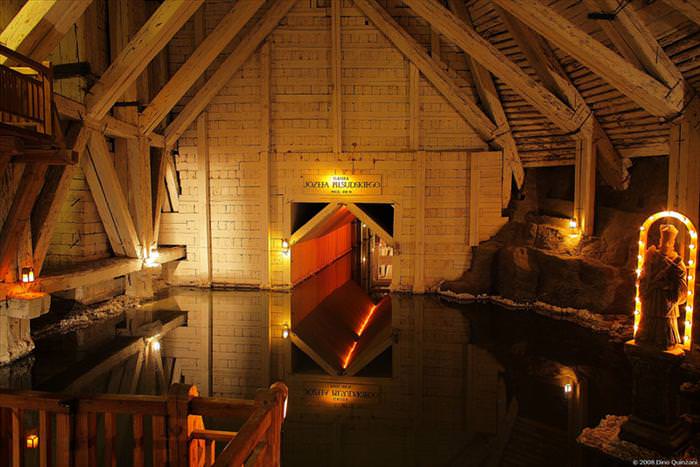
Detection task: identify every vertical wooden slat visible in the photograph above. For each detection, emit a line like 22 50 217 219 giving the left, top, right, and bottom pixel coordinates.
409 63 420 151
103 412 117 467
152 415 167 466
204 439 213 467
38 410 50 467
55 414 71 467
74 413 89 467
10 408 21 467
0 408 10 466
133 414 144 467
331 0 342 154
88 412 97 466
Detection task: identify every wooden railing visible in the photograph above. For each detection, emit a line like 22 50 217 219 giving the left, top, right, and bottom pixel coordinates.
0 44 53 136
0 382 288 467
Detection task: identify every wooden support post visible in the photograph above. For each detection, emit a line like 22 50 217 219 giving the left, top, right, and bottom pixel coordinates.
130 137 153 256
414 152 426 293
0 163 48 280
668 99 700 227
574 123 597 237
409 63 420 151
196 113 212 285
39 410 51 467
83 132 140 258
331 0 342 154
167 384 196 467
10 408 20 467
261 41 272 289
32 165 76 275
469 154 480 246
152 148 168 246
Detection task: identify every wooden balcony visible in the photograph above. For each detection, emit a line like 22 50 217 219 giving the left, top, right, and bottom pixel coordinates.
0 44 76 166
0 382 288 466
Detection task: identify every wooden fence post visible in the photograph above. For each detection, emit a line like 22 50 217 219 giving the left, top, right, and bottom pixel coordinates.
167 383 195 467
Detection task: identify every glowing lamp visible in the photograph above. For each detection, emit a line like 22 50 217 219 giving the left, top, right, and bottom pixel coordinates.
633 210 697 350
148 335 161 351
26 434 38 449
20 267 35 284
564 383 573 395
282 324 290 339
281 239 290 256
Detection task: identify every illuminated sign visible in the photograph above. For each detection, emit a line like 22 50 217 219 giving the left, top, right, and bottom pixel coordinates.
302 382 381 406
302 174 382 195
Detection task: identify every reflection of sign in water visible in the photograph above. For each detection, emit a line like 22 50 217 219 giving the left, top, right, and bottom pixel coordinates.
302 174 382 195
302 382 381 406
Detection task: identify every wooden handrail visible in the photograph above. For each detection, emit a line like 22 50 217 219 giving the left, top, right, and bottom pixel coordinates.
0 382 287 467
213 382 288 467
0 44 51 76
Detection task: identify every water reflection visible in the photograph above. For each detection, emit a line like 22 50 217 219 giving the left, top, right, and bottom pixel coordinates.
155 288 631 467
1 286 633 466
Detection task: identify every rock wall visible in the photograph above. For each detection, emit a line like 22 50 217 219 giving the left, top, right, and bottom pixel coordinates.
442 158 669 316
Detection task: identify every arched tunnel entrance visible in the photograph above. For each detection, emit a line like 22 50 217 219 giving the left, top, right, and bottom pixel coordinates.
288 202 395 377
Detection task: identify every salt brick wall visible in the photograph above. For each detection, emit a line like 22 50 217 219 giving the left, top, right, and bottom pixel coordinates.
44 169 111 271
160 0 505 291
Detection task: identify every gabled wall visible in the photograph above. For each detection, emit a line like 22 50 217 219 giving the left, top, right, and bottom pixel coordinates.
160 0 507 292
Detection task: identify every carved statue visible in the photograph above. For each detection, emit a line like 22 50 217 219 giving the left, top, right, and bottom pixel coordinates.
636 224 688 350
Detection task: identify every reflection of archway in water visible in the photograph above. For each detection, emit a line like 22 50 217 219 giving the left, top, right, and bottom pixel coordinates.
289 253 392 376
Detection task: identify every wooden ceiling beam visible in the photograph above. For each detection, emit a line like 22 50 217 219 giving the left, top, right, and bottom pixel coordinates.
447 0 523 195
492 0 684 118
140 0 266 135
497 8 629 190
402 0 587 135
82 131 140 258
662 0 700 28
353 0 498 143
55 95 165 148
86 0 203 121
164 0 298 148
0 0 92 65
584 0 685 90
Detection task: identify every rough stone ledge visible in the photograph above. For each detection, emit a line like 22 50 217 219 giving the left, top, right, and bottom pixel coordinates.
437 289 633 343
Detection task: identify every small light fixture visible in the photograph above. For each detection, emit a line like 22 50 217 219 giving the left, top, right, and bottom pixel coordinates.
148 335 161 351
25 433 38 449
564 383 573 395
568 218 580 238
20 267 35 284
282 324 290 339
281 239 290 256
